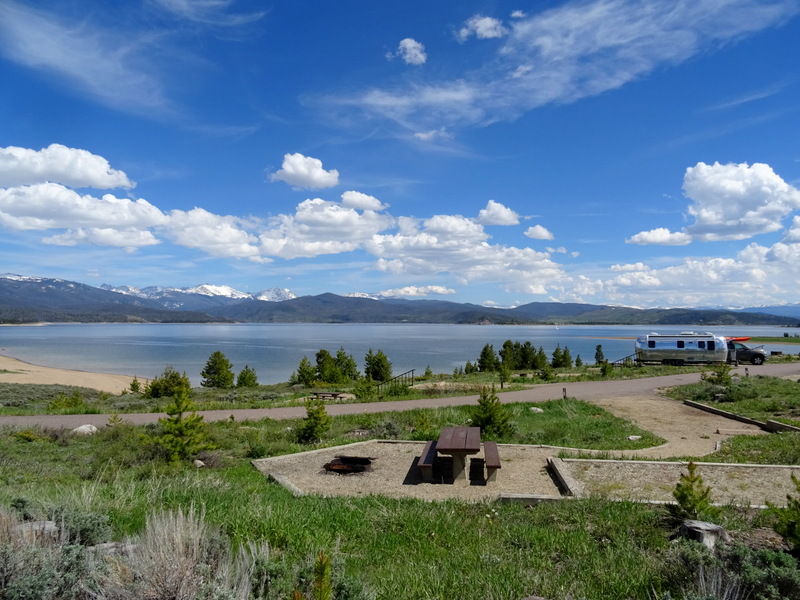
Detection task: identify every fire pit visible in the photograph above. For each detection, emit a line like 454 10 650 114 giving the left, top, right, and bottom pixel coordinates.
323 455 374 474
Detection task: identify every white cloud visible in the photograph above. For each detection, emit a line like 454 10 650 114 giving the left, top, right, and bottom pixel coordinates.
379 285 455 297
43 227 160 251
0 144 134 189
259 198 394 259
414 128 451 142
524 224 554 240
0 183 166 233
151 0 265 26
610 262 650 272
394 38 427 65
270 153 339 190
166 208 263 261
682 162 800 241
626 227 692 245
340 190 387 211
366 214 567 295
477 200 519 225
628 162 800 246
457 15 508 41
335 0 797 132
510 11 527 19
783 216 800 243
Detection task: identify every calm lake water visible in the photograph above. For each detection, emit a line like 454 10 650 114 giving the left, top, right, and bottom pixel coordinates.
1 323 797 385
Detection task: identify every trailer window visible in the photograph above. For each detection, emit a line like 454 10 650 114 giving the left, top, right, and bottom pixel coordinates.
677 341 685 348
698 341 706 349
708 341 715 350
648 340 655 348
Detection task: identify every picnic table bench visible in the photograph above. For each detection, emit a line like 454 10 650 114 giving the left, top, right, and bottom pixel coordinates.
416 427 503 483
417 440 438 482
483 441 502 482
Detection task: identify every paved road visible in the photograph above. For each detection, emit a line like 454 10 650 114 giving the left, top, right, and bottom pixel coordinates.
1 362 797 430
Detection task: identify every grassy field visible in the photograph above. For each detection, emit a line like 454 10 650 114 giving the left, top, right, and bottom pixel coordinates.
0 362 759 416
667 374 800 429
1 378 799 598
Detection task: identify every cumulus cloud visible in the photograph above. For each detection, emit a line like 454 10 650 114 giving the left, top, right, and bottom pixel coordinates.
524 224 554 240
341 190 387 211
0 183 166 233
393 38 427 65
379 285 456 297
783 216 800 243
259 198 393 259
43 227 160 251
628 162 800 246
366 213 567 295
683 162 800 241
626 227 692 245
166 208 263 260
270 153 339 190
0 144 135 189
610 262 650 272
457 15 508 41
477 200 519 225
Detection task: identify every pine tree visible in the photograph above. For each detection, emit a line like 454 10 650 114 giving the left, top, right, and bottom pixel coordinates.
477 344 499 372
595 344 606 364
152 382 212 462
470 386 512 439
334 347 360 381
296 398 332 443
364 348 392 382
200 350 234 388
236 365 258 387
670 461 719 520
290 356 316 387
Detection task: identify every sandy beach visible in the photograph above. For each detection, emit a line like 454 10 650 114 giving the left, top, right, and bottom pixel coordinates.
0 353 136 394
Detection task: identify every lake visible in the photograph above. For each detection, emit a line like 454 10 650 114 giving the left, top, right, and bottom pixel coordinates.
1 323 797 385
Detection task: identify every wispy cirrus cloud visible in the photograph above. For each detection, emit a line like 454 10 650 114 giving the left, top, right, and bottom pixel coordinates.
327 0 798 132
0 1 171 114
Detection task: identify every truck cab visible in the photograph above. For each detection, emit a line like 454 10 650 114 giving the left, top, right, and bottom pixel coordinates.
727 341 767 365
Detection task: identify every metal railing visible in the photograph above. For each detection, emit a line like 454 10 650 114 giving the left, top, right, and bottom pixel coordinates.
376 369 415 396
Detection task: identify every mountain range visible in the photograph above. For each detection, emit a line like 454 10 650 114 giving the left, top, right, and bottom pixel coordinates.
1 273 799 326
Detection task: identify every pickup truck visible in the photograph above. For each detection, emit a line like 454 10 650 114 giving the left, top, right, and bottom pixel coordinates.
727 341 767 365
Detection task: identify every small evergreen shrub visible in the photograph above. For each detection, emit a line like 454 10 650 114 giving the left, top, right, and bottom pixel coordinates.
470 386 512 439
295 398 332 444
768 473 800 551
669 461 720 521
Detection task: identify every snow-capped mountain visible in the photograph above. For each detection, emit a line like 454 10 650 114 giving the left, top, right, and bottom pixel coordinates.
100 282 296 307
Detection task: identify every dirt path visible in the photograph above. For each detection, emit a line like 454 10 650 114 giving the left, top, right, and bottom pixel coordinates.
1 363 798 460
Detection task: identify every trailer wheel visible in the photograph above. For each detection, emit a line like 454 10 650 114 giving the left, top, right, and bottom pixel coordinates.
751 355 764 365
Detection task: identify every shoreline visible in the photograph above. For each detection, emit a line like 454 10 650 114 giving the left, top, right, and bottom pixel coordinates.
0 353 137 394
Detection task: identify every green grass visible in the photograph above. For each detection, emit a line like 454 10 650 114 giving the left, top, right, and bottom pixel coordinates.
0 363 723 417
666 374 800 427
1 389 797 598
0 420 672 599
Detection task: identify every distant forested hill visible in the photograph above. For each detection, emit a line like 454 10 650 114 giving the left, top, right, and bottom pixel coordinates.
1 275 797 326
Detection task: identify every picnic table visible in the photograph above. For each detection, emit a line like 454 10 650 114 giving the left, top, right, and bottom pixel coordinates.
436 426 481 481
311 391 343 401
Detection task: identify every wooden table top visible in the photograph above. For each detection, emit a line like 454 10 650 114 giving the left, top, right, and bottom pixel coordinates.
436 426 481 453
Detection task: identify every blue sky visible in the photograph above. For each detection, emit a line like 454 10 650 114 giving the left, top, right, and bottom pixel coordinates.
1 0 799 309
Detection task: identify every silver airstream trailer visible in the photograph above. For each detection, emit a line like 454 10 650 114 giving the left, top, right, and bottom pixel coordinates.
634 331 728 365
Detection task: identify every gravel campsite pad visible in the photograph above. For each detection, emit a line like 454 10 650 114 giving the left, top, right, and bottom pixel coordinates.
557 459 800 506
